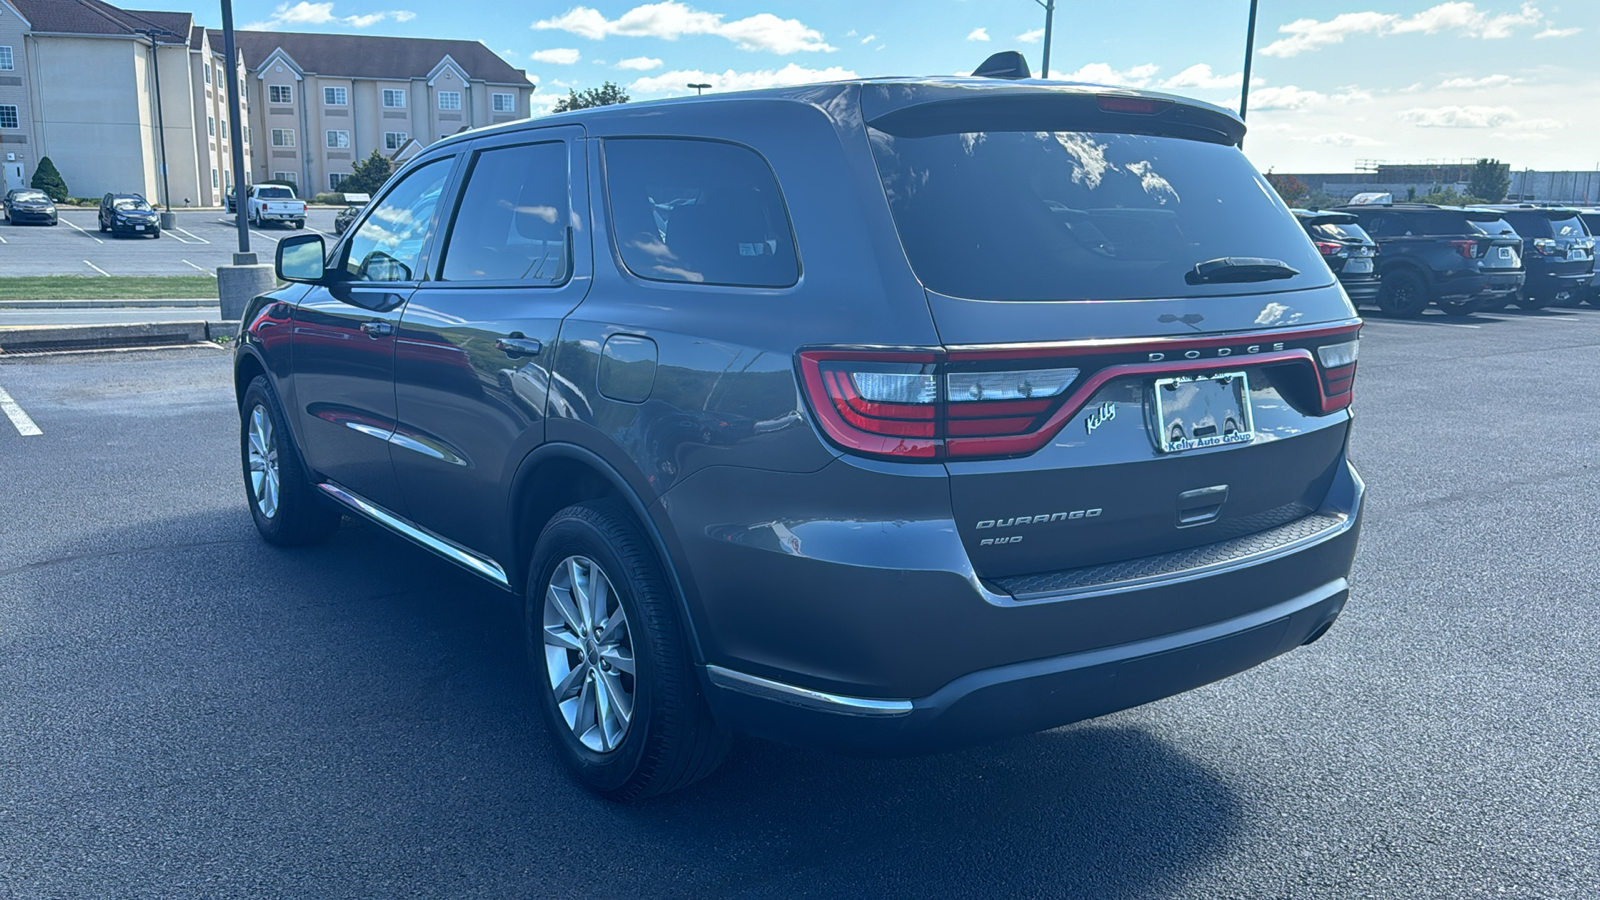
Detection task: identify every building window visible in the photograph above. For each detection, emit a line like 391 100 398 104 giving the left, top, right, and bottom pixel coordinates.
383 89 407 108
326 130 350 149
239 78 246 98
269 84 293 104
324 86 347 106
243 125 251 145
0 106 17 129
0 46 14 71
208 116 216 137
272 171 298 190
212 168 219 189
204 62 212 85
330 173 349 190
492 93 515 113
438 91 461 111
271 128 295 147
384 131 407 151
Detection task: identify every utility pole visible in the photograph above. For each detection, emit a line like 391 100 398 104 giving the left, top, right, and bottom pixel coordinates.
136 27 177 217
1031 0 1056 78
1240 0 1259 121
221 0 249 255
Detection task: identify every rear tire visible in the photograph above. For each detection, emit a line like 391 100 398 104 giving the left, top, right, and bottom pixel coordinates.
527 500 729 800
240 376 342 546
1377 270 1431 317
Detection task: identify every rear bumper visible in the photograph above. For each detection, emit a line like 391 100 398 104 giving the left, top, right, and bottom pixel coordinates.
1437 270 1523 301
677 452 1364 754
1522 267 1594 300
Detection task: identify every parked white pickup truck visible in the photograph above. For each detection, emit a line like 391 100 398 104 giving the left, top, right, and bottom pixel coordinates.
247 184 307 229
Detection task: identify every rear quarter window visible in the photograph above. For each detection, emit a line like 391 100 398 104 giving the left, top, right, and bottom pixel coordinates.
603 138 799 288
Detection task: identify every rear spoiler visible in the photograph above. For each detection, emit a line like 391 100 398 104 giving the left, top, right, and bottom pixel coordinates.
865 91 1246 146
1298 212 1359 227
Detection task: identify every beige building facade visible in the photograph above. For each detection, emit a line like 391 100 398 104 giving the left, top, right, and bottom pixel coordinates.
0 0 532 204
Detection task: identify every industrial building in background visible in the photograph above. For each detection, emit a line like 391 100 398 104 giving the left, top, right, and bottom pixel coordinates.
0 0 534 204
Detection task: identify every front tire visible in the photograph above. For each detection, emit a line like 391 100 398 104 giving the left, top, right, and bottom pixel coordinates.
240 376 342 546
527 501 729 800
1377 269 1431 317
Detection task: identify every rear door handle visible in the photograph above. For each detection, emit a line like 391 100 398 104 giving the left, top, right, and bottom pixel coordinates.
496 337 543 358
360 320 394 337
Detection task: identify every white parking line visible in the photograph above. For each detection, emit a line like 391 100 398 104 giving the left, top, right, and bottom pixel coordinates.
0 233 7 243
248 229 281 244
174 227 210 244
63 220 104 244
164 229 198 244
0 386 43 437
182 259 217 276
83 260 111 277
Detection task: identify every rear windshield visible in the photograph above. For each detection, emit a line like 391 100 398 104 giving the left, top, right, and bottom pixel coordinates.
1309 221 1370 243
1501 211 1588 239
1468 216 1517 238
257 187 293 199
1582 213 1600 234
867 129 1329 301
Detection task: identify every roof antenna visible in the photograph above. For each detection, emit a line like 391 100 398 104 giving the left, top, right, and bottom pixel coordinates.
972 51 1032 80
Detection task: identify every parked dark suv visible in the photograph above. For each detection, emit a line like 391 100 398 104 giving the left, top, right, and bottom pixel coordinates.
1293 209 1380 307
1334 203 1524 316
236 72 1365 799
1482 205 1595 308
98 193 161 238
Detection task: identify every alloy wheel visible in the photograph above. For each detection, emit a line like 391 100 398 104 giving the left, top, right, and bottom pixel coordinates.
543 555 636 753
246 404 281 519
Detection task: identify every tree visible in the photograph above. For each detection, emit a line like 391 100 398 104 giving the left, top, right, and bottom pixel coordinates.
341 150 395 195
1468 158 1511 203
1265 171 1310 207
31 156 69 202
551 82 630 113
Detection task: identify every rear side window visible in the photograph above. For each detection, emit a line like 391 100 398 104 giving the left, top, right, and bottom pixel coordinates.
441 141 569 284
868 128 1328 301
604 138 799 288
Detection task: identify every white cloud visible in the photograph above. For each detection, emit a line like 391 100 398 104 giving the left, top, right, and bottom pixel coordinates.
245 1 414 29
615 56 663 70
1309 132 1380 147
628 64 857 97
861 34 876 44
966 28 989 42
1534 26 1581 38
531 48 582 64
1058 62 1161 88
533 2 833 54
1161 64 1242 91
1396 104 1565 128
1017 28 1044 43
1262 2 1547 57
1437 74 1520 89
1249 85 1327 111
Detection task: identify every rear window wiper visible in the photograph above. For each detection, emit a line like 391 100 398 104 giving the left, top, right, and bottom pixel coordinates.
1185 257 1300 285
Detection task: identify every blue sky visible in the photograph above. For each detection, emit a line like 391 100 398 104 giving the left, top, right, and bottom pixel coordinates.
165 1 1599 172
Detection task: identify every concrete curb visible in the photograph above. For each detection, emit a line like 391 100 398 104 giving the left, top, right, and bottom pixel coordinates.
0 321 240 354
0 299 220 310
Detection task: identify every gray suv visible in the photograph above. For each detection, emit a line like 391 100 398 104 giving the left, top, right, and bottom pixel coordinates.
236 71 1365 799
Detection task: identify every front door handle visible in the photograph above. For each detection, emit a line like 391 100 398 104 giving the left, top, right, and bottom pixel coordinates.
496 337 543 358
360 320 394 337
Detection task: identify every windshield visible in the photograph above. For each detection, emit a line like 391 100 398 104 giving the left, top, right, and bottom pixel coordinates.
113 198 152 211
868 128 1328 301
257 187 293 199
11 191 49 203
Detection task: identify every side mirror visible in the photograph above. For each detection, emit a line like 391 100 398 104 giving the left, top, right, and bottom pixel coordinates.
276 232 327 283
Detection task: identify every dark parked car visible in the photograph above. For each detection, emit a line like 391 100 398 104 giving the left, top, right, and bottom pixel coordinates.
3 188 58 226
1294 209 1380 307
98 193 160 238
1482 205 1595 308
1333 203 1524 316
333 192 369 235
1579 209 1600 305
236 65 1364 799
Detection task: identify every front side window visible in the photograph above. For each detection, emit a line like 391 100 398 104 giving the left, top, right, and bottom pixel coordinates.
269 84 292 104
271 128 295 148
0 105 17 129
0 46 13 71
324 86 347 106
326 130 350 149
344 157 452 283
438 91 461 111
869 125 1327 301
383 89 407 108
604 138 799 288
492 93 515 113
440 141 568 284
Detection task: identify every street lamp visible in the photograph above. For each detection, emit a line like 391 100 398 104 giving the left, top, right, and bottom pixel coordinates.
1239 0 1259 121
134 26 180 216
687 82 711 96
220 0 250 255
1029 0 1056 78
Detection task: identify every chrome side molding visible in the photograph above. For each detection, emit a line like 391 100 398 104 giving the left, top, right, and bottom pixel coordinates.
706 665 914 718
317 482 510 588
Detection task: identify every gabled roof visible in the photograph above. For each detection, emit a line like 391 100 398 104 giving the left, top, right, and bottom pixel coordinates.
9 0 190 40
230 30 529 86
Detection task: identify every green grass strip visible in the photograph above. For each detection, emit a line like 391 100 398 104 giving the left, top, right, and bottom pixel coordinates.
0 276 222 301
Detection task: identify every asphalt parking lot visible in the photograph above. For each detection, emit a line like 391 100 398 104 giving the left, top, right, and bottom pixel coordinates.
0 208 343 278
0 310 1596 898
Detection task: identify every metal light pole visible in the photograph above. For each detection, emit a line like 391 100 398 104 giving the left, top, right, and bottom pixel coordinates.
221 0 249 255
1033 0 1056 78
136 27 178 216
1240 0 1259 121
215 0 275 323
687 82 711 96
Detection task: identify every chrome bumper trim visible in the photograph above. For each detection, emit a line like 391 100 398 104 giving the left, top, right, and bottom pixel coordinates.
706 665 914 718
317 482 510 588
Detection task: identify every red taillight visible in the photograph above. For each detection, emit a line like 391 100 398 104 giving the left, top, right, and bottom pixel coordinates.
1097 95 1172 115
1449 239 1481 259
1314 241 1344 256
1532 238 1560 257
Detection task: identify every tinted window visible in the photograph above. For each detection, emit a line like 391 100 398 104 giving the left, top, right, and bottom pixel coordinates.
345 158 452 283
10 190 47 202
441 141 569 284
869 128 1328 301
1310 222 1370 242
257 187 293 199
1467 216 1516 238
1502 212 1588 239
605 138 798 288
112 198 151 211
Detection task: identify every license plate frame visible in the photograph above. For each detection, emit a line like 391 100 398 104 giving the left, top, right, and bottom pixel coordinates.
1344 258 1373 274
1152 371 1255 454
